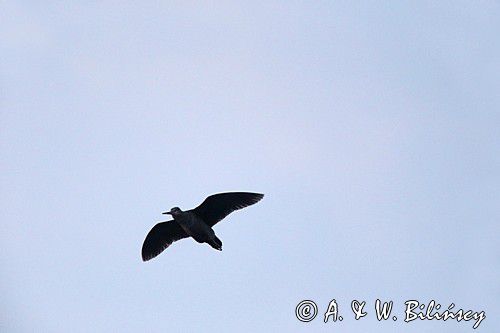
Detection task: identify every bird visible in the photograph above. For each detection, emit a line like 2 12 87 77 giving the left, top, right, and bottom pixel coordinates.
141 192 264 261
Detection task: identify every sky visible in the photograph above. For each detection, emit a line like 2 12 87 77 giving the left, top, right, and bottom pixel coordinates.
1 2 499 332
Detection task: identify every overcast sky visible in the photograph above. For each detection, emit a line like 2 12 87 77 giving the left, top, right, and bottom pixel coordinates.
1 2 499 332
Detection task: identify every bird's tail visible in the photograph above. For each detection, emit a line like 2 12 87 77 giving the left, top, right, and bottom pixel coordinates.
209 236 223 251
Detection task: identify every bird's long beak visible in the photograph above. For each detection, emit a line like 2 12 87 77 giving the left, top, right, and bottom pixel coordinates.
162 211 171 215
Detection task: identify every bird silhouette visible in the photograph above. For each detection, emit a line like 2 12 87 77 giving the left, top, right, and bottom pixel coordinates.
141 192 264 261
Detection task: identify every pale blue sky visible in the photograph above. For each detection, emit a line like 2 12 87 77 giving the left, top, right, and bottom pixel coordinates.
1 2 499 332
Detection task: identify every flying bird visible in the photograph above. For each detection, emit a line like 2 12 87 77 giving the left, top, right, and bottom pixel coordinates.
141 192 264 261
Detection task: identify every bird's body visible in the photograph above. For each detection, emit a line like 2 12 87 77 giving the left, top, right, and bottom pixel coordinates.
172 208 222 250
141 192 263 261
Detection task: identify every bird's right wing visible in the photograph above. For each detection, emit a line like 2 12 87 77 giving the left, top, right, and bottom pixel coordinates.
141 220 188 261
192 192 264 227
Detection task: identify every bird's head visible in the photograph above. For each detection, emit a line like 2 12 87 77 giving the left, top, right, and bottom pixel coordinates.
162 207 182 216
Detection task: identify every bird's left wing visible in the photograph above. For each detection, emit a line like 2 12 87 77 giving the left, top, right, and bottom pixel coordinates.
141 220 188 261
192 192 264 227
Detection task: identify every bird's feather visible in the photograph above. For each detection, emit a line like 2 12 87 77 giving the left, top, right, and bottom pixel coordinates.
141 220 188 261
192 192 264 227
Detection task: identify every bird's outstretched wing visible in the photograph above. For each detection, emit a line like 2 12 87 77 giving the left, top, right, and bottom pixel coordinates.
141 220 188 261
192 192 264 227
